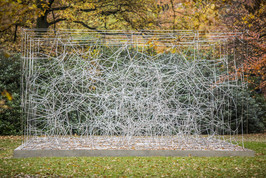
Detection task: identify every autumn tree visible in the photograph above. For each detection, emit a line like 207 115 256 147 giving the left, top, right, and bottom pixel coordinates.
154 0 223 31
155 0 265 97
0 0 158 52
218 0 265 96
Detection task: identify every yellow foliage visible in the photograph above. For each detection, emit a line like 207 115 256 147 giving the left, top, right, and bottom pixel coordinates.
1 90 13 101
90 86 96 91
32 4 37 9
170 48 177 54
3 52 10 58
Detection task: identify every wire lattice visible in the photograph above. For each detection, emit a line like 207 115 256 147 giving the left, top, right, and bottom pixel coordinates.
21 29 247 151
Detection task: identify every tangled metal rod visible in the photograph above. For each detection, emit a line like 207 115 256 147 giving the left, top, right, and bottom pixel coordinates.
21 29 247 150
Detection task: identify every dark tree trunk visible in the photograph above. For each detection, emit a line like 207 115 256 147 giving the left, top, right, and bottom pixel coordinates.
36 15 50 30
13 25 18 42
35 0 50 32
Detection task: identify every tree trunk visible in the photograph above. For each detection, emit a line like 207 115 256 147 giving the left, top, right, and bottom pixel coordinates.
36 15 50 32
13 25 18 42
36 0 50 32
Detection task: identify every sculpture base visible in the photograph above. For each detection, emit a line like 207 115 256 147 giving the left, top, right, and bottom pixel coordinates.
14 146 254 158
14 148 254 158
14 136 255 157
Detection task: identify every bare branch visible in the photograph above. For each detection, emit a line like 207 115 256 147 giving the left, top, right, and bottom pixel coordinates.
0 26 12 33
79 8 97 12
50 6 70 11
48 0 55 8
73 21 98 31
48 18 67 26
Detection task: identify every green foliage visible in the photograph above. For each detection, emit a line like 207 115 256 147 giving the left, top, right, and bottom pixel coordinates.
0 135 265 177
244 92 266 133
0 52 22 135
0 49 265 135
220 87 265 134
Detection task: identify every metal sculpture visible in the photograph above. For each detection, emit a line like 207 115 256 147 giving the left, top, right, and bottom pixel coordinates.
20 30 246 150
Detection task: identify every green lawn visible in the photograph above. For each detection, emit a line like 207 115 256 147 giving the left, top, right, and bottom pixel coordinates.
0 135 265 177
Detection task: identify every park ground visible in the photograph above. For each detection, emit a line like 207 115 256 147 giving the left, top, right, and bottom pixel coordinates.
0 134 265 177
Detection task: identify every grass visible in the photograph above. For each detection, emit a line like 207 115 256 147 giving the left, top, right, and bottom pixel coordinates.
0 135 265 177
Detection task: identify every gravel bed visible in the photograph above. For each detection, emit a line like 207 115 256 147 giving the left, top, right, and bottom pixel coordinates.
18 136 246 151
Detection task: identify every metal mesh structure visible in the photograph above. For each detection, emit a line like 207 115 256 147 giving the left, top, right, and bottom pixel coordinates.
20 29 247 151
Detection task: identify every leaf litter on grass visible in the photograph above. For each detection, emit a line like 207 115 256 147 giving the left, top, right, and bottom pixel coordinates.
0 135 265 177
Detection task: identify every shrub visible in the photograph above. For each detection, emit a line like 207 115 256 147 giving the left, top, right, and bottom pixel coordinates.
0 51 22 135
0 49 265 135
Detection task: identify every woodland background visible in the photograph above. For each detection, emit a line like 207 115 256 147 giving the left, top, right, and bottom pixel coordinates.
0 0 265 135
